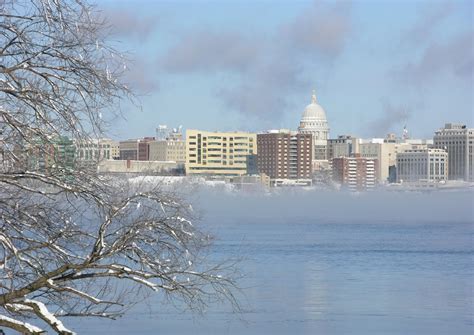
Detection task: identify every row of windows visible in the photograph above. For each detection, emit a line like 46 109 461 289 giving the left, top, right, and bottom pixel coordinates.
190 143 254 148
398 158 446 162
188 160 247 165
189 135 254 141
77 144 111 149
188 166 247 170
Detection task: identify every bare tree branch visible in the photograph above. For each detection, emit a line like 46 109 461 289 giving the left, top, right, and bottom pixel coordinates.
0 1 240 333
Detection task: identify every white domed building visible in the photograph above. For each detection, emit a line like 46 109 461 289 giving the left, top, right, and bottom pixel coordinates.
298 90 330 166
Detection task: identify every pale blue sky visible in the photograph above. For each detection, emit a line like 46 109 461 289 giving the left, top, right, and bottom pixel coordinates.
97 0 473 140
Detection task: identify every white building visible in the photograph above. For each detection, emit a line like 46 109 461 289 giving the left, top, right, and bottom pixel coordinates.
102 138 120 160
298 90 329 167
433 123 473 181
98 159 181 174
397 148 448 183
75 138 119 163
359 137 433 183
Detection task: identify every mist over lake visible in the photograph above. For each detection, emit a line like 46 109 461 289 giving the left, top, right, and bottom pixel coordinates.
70 189 473 335
195 188 474 224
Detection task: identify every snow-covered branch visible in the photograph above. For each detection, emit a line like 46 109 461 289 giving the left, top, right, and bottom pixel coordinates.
22 299 75 335
0 314 45 334
0 1 240 333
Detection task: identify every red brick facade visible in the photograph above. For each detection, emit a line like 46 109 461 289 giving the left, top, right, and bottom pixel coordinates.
257 132 312 179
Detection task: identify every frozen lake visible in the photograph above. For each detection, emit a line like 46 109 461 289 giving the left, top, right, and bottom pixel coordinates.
69 189 473 334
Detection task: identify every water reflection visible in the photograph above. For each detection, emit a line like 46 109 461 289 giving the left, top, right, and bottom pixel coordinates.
70 190 473 335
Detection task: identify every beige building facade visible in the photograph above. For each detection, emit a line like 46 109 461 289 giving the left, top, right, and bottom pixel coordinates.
359 140 395 183
433 123 473 181
186 130 257 176
327 135 360 160
75 138 119 163
397 148 448 183
149 140 186 163
359 138 432 183
106 139 120 160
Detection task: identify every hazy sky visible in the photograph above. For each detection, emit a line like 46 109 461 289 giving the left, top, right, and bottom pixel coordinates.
96 0 473 140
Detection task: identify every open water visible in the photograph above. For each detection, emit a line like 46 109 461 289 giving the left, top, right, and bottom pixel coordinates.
70 189 473 334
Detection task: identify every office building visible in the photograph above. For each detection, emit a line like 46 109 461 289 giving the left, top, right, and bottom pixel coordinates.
75 138 119 163
149 128 186 163
396 148 448 183
149 140 186 163
327 135 360 160
359 136 433 183
433 123 473 181
186 130 256 176
119 137 155 161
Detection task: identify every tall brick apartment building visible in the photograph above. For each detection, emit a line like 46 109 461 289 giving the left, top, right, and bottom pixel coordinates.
257 131 312 180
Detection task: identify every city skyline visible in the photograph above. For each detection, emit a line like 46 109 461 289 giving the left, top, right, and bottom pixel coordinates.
96 0 473 141
0 2 472 334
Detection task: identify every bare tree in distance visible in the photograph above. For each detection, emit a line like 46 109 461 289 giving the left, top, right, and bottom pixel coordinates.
0 1 238 334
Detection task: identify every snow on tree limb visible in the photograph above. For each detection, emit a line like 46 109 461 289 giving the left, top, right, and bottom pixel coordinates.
22 299 75 335
0 0 240 333
0 314 45 334
45 278 124 307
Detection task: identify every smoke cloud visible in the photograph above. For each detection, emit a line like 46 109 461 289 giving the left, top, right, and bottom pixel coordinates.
104 9 158 42
159 1 352 122
366 100 411 137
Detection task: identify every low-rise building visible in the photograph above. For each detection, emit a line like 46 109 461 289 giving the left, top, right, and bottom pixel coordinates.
98 159 182 175
396 148 448 183
119 137 155 161
107 139 120 160
24 136 76 173
75 138 119 164
149 132 186 163
26 138 56 173
358 137 432 183
230 175 270 191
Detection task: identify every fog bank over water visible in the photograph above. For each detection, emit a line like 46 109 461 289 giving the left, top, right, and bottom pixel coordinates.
70 187 473 335
192 189 474 224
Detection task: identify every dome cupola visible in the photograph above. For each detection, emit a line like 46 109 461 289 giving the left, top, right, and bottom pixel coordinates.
298 90 329 141
301 90 327 122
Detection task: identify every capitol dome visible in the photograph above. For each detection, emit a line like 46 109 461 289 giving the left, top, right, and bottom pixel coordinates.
298 90 329 140
301 92 327 122
298 90 330 161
